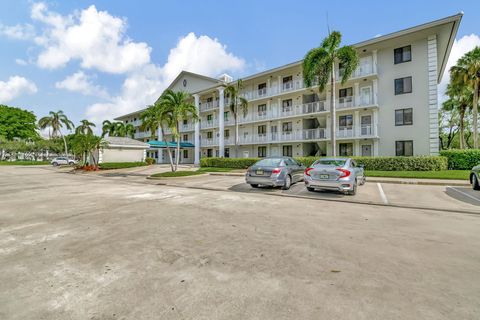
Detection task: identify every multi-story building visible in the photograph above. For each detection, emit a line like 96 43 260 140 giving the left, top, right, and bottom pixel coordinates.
114 13 462 165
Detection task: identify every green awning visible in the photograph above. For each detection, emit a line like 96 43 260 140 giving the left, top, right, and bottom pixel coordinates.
148 141 194 148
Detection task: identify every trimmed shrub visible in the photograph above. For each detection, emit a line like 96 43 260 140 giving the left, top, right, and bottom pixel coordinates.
98 162 148 170
440 149 480 170
200 156 448 171
145 157 156 165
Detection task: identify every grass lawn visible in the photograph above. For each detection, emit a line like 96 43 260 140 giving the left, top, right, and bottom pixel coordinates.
150 167 236 178
0 161 50 165
366 170 470 180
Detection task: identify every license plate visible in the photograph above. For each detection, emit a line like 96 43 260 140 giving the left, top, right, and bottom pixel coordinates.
256 170 264 175
319 174 329 179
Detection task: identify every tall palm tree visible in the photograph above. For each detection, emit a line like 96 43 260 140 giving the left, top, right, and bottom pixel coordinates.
443 83 472 149
101 120 115 137
140 104 174 171
38 110 74 157
158 89 198 171
303 31 359 157
450 47 480 148
225 80 248 157
75 119 96 135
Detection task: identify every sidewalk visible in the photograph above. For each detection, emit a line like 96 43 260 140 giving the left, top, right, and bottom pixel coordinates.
209 172 470 186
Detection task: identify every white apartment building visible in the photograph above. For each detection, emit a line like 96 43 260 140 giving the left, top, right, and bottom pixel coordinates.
115 13 462 165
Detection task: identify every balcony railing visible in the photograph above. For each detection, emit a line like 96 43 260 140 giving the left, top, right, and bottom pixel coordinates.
337 96 354 109
201 138 218 146
201 118 219 129
200 100 220 112
180 123 195 132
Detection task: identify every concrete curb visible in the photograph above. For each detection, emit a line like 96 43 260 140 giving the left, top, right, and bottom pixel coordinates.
208 172 469 187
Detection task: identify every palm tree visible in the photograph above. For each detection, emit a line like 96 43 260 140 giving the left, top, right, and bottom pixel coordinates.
102 121 135 138
443 83 472 149
450 47 480 148
71 133 108 166
158 89 198 171
101 120 115 137
225 80 248 157
75 119 96 135
303 31 359 157
38 110 74 157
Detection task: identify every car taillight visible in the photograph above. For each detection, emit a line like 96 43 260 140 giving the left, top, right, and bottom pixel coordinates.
272 168 282 174
305 167 314 176
336 168 351 178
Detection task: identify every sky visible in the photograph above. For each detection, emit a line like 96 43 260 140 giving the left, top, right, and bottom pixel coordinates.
0 0 479 135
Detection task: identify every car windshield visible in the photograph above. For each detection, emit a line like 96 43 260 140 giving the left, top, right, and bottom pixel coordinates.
254 158 283 167
315 159 346 166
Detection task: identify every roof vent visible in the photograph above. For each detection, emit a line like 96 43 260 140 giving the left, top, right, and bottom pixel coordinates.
218 73 233 83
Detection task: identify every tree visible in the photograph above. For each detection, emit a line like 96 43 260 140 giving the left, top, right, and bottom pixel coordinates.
75 119 96 135
303 31 359 157
450 47 480 148
71 133 107 166
443 83 472 149
157 90 198 171
225 80 248 157
0 105 39 141
101 121 135 138
38 110 74 157
438 105 459 150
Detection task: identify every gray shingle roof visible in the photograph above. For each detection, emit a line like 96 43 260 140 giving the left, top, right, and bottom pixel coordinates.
103 136 149 147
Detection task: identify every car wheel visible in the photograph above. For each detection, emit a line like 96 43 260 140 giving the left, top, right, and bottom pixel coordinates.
348 181 357 196
306 186 315 192
359 176 366 186
282 175 292 190
68 162 74 165
473 175 480 191
250 184 259 188
52 162 58 166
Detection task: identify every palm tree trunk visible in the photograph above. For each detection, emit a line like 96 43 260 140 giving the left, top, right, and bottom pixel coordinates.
175 122 181 171
161 126 175 172
459 107 466 149
234 113 239 158
330 62 337 157
473 80 479 149
61 132 68 158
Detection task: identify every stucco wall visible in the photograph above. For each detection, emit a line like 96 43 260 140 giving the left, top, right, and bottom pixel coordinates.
102 148 145 163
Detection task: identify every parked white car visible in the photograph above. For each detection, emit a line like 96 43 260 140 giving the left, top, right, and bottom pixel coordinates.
51 157 77 166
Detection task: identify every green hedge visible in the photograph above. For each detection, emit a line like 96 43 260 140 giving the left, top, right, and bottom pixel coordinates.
201 156 448 171
98 162 148 170
440 149 480 170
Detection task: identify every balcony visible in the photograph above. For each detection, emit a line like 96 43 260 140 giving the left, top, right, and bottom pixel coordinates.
337 96 354 109
179 123 195 132
201 138 218 147
201 118 219 129
200 100 219 112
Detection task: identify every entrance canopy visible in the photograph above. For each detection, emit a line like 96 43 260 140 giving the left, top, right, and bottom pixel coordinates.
148 141 194 148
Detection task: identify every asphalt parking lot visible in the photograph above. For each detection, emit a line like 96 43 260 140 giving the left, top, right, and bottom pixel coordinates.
2 166 480 319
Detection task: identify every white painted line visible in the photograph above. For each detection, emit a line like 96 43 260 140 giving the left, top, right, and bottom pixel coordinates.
377 183 389 205
447 186 480 203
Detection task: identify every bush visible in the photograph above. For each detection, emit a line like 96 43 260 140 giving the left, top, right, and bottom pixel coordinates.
145 157 156 165
440 149 480 170
98 162 148 170
201 156 448 171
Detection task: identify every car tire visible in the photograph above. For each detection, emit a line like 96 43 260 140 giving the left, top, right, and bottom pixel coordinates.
282 175 292 190
250 184 259 188
52 162 59 166
347 181 357 196
472 175 480 191
359 176 366 186
306 186 315 192
68 162 75 165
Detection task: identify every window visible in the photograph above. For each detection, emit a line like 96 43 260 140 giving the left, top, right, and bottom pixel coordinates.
207 114 213 121
183 150 188 159
183 119 188 125
339 115 353 129
125 120 128 124
183 134 189 141
224 111 229 121
258 83 267 95
283 145 293 157
339 87 353 98
258 83 266 90
282 99 292 112
133 117 137 121
207 97 213 103
258 146 267 158
225 148 230 158
396 141 413 156
282 122 292 132
395 108 413 126
283 76 293 90
339 143 353 156
283 76 292 83
394 45 412 64
207 149 213 157
224 129 230 138
207 131 213 139
394 77 412 95
258 104 267 115
258 125 266 135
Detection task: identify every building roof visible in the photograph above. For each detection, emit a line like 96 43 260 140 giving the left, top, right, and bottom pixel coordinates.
103 136 149 148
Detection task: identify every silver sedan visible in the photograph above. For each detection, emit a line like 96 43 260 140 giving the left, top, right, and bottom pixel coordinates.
245 157 305 190
304 158 365 195
470 165 480 190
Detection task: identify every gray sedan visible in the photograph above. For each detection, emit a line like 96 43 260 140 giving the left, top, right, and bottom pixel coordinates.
304 158 365 195
470 165 480 190
245 157 305 190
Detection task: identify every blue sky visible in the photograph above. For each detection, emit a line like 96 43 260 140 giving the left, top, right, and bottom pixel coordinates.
0 0 479 133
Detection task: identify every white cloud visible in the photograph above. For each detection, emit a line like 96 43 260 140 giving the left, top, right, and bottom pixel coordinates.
439 34 480 102
55 71 109 99
86 32 245 123
0 76 38 103
0 23 35 40
15 58 28 66
31 2 151 73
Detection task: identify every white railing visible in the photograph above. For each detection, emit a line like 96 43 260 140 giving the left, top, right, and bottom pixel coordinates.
200 100 220 112
337 96 354 109
201 118 219 129
336 127 355 138
180 123 195 132
360 124 373 136
201 138 218 147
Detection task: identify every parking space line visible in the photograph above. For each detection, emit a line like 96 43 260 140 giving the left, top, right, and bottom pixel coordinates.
447 186 480 203
377 183 389 205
